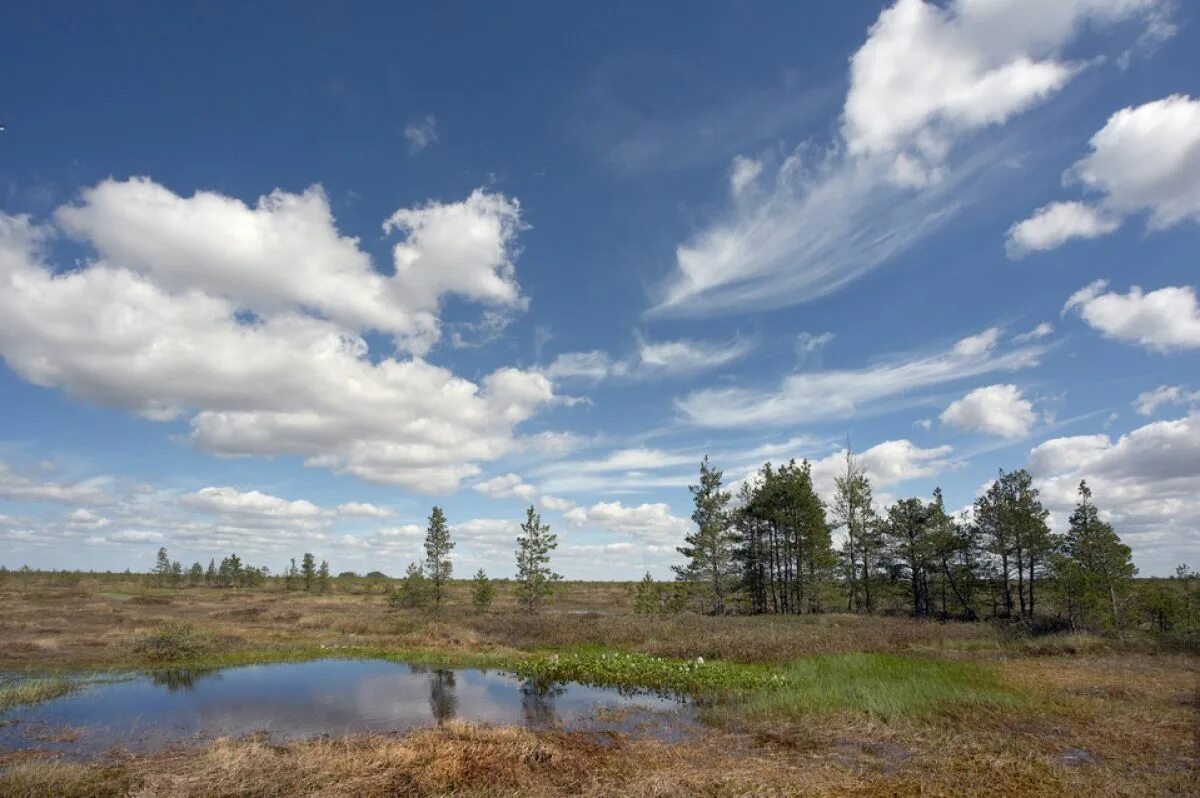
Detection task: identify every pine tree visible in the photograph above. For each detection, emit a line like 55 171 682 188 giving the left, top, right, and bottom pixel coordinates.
733 481 769 614
1059 481 1137 630
471 568 494 612
975 469 1051 620
317 560 330 593
423 506 454 608
205 559 217 585
301 553 316 591
515 505 560 613
390 562 430 609
832 448 879 613
153 547 172 587
188 562 204 585
226 553 243 587
673 456 736 614
884 497 935 617
734 460 831 615
926 490 979 619
634 572 664 615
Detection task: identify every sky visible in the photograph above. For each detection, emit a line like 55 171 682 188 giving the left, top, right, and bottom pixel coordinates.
1 0 1197 579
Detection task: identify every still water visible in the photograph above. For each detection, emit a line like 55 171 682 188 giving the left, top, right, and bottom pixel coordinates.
0 659 694 759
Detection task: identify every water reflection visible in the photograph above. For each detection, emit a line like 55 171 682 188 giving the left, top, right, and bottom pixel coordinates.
0 659 693 759
520 680 566 727
148 667 221 692
429 669 457 725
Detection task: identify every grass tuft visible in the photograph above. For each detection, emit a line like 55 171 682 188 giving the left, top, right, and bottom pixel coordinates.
0 677 76 712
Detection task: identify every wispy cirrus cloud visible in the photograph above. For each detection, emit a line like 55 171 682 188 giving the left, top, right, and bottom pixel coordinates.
404 115 439 154
677 328 1046 428
545 333 753 382
649 0 1171 318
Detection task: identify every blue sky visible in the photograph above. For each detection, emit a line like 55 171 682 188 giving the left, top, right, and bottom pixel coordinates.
1 1 1197 578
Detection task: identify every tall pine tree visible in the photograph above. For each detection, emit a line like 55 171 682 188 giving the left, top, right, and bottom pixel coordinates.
515 506 560 613
975 469 1051 620
1058 481 1136 630
301 552 316 591
673 456 736 614
832 447 880 613
423 506 454 608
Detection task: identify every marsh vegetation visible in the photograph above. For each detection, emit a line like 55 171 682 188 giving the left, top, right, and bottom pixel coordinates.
0 567 1195 796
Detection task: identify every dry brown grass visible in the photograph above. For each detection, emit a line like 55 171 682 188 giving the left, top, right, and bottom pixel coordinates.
0 723 806 797
3 696 1196 798
0 578 998 670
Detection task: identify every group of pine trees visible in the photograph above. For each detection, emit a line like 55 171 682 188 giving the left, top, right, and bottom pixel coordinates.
151 547 336 591
152 548 269 588
145 501 563 612
670 453 1144 631
390 505 558 613
281 553 331 592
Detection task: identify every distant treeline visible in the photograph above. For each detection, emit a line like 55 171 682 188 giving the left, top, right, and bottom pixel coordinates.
3 452 1195 637
665 453 1196 636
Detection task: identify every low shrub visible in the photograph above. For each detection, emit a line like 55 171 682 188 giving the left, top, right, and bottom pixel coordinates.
131 622 216 662
129 594 173 606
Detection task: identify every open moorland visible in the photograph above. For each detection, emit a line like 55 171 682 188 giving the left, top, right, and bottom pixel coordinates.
0 571 1196 797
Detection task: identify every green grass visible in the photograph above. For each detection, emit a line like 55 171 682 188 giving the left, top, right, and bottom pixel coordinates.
723 653 1022 721
512 649 787 696
0 677 76 711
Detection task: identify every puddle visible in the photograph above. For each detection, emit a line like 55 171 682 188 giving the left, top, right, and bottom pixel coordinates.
0 659 696 759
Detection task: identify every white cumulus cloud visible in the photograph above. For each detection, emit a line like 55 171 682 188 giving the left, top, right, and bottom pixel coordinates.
940 384 1038 438
1006 201 1120 257
1028 411 1200 573
0 184 555 494
335 502 393 518
473 473 538 501
1063 280 1200 352
1008 94 1200 253
564 500 690 545
181 487 326 520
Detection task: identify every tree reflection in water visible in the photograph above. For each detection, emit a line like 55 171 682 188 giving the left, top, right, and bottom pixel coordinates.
428 669 457 725
520 679 566 728
148 668 221 692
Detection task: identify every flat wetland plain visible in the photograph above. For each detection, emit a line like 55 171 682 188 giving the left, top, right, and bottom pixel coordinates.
0 574 1195 797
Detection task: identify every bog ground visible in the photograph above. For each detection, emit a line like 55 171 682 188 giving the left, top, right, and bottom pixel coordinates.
0 573 1195 797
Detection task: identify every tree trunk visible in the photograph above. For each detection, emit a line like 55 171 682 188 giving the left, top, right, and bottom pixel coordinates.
1109 584 1121 630
1027 555 1036 619
862 554 873 613
999 552 1012 618
910 557 922 617
941 557 975 620
1015 546 1027 619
